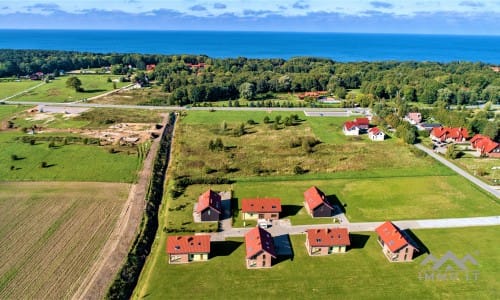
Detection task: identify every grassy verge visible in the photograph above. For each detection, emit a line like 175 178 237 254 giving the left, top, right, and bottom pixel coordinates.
0 80 42 99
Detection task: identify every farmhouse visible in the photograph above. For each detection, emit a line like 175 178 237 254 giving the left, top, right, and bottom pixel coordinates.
306 228 350 255
166 235 211 264
196 189 222 222
430 127 469 143
303 186 335 218
355 117 370 130
375 221 418 262
241 198 281 221
343 121 360 136
245 227 277 268
368 127 385 141
405 112 422 125
470 134 500 158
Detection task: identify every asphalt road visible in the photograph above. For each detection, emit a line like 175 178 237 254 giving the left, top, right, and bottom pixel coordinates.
415 143 500 198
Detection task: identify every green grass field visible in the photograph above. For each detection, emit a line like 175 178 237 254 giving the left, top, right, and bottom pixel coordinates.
173 111 445 179
0 80 42 99
454 156 500 185
0 105 28 121
0 132 142 182
134 226 499 299
0 181 129 299
10 75 128 102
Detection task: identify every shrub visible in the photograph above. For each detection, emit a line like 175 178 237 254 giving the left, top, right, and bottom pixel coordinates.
11 154 18 161
293 165 307 175
40 161 48 168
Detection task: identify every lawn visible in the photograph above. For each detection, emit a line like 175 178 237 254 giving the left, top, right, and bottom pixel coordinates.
134 226 499 299
89 85 170 106
0 105 28 121
0 80 42 99
0 131 142 182
10 75 129 102
0 181 130 300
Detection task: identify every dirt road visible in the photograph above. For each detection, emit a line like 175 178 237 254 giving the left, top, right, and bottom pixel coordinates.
72 114 169 300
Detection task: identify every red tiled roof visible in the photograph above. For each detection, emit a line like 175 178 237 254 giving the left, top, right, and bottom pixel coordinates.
431 127 469 141
375 221 409 253
304 186 332 211
197 189 221 214
241 198 282 213
245 227 277 259
307 228 350 247
344 121 359 131
407 112 422 122
368 127 382 135
166 235 211 254
472 134 499 154
355 117 370 126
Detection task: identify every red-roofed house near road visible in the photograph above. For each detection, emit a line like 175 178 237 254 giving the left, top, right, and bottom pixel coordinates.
375 221 418 262
368 127 385 141
430 127 469 143
196 189 222 222
306 228 350 255
355 117 370 130
303 186 334 218
245 227 277 268
405 112 422 125
242 198 281 221
166 235 211 264
343 121 360 136
470 134 500 158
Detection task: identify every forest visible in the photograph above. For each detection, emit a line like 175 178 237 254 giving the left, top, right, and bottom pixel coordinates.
0 49 498 107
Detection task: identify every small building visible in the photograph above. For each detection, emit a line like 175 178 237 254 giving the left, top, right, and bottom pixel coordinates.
354 117 370 130
417 123 441 131
245 227 277 268
470 134 500 158
303 186 334 218
241 198 281 221
405 112 422 125
343 121 360 136
196 189 222 222
368 127 385 141
375 221 418 262
306 228 350 255
430 127 469 143
166 235 211 264
146 64 156 71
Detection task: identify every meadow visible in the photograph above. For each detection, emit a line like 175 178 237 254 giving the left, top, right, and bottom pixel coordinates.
0 80 42 99
172 111 444 179
8 75 128 102
0 181 130 300
135 226 499 299
0 131 142 182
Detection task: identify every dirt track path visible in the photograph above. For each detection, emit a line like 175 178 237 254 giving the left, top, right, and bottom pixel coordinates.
72 114 169 300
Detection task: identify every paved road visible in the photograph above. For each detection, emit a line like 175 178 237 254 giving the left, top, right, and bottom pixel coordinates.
3 100 364 114
415 144 500 198
211 215 500 239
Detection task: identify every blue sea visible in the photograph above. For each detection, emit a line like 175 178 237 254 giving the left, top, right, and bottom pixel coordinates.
1 30 499 63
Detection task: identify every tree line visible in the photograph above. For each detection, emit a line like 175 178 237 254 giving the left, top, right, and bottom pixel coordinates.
0 50 498 106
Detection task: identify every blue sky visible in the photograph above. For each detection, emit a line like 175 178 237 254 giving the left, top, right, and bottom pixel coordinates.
0 0 499 34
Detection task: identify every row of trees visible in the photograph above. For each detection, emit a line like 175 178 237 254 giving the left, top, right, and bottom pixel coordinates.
1 50 498 105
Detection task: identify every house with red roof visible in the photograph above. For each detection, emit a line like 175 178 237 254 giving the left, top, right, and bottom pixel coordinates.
241 198 281 221
355 117 370 130
430 127 469 143
375 221 418 262
343 121 360 136
303 186 334 218
146 64 156 71
196 189 222 222
166 235 211 264
470 134 500 158
245 227 277 268
368 127 385 141
306 228 350 255
405 112 422 125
